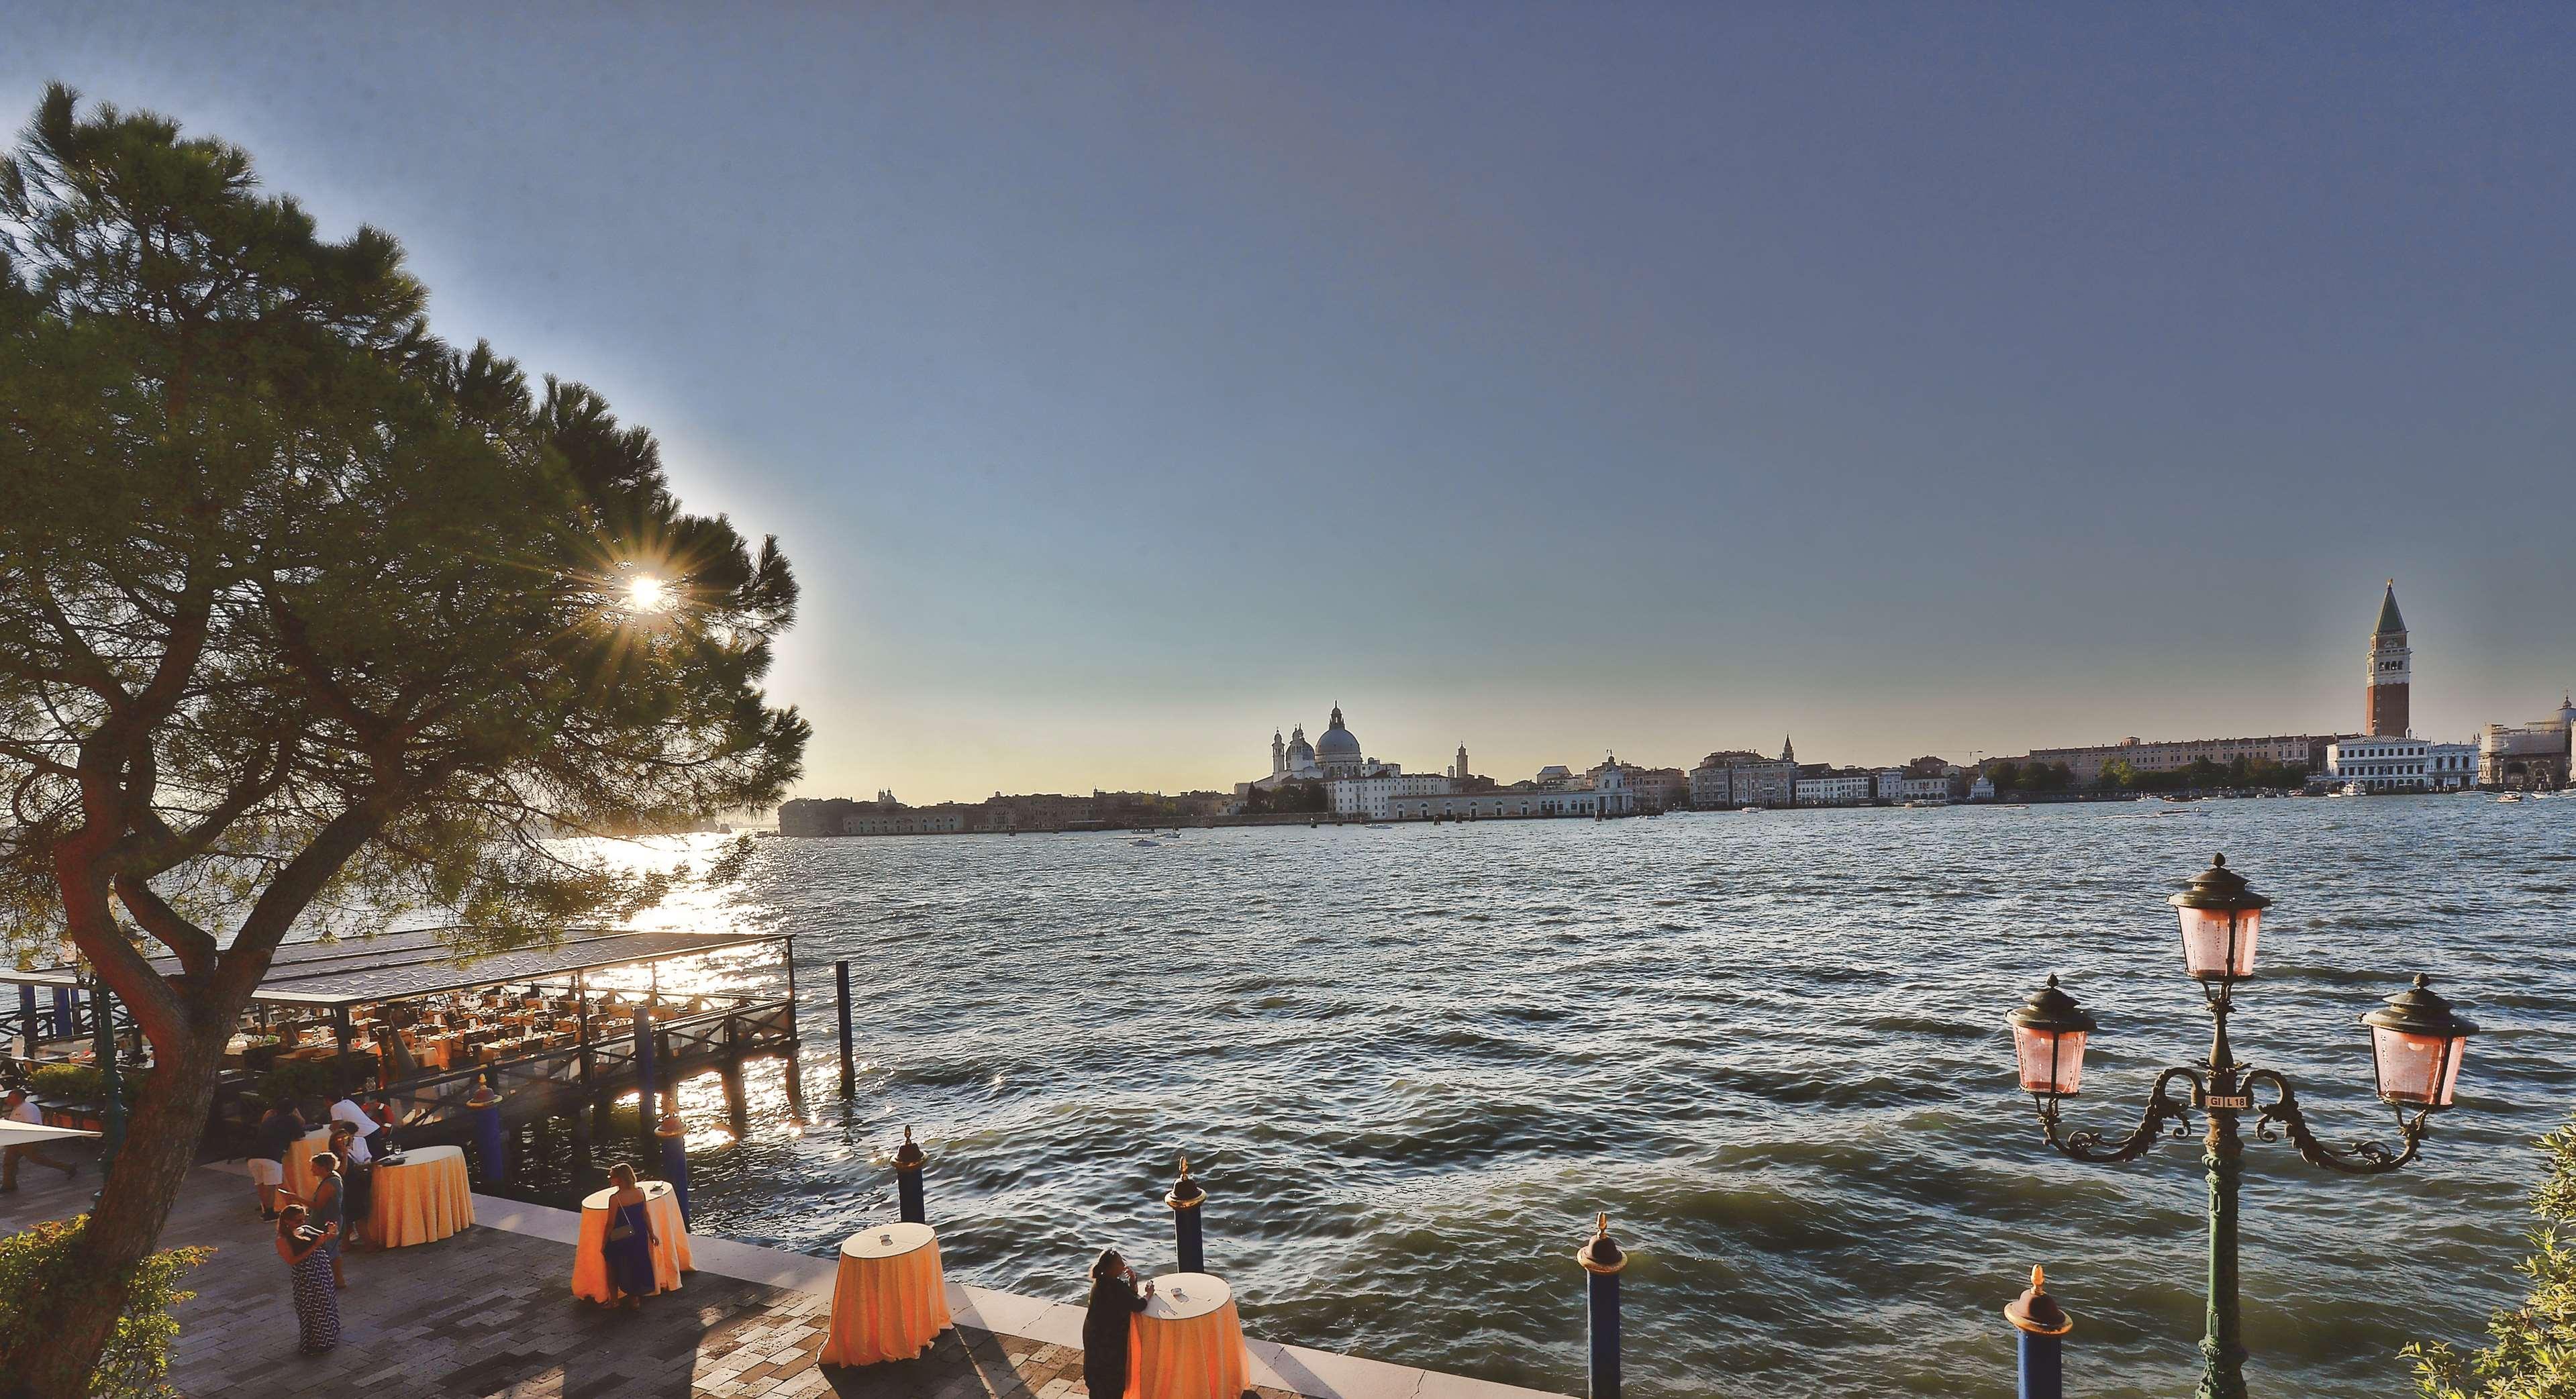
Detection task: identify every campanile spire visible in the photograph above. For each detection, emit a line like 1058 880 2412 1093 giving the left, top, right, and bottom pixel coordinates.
2366 579 2412 737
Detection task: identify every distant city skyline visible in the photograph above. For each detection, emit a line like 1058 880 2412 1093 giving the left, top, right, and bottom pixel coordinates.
13 7 2571 802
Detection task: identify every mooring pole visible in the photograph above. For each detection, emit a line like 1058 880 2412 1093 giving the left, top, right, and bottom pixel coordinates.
1577 1213 1626 1399
466 1078 507 1187
1167 1155 1205 1273
632 1007 658 1152
834 960 856 1096
2005 1265 2073 1399
658 1110 692 1226
894 1125 926 1224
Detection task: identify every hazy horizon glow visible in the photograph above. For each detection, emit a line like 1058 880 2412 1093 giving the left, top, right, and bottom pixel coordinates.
14 6 2573 800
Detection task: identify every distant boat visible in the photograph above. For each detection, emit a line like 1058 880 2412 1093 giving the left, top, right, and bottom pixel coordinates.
1366 823 1394 829
1738 806 1762 813
2498 793 2525 804
1130 837 1160 847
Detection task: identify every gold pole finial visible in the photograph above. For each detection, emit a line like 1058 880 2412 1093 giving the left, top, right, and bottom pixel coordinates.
1595 1212 1609 1237
1178 1154 1191 1177
2031 1264 2045 1292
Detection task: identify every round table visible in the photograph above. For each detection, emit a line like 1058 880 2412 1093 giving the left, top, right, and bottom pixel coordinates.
277 1127 334 1203
820 1222 952 1366
1128 1273 1249 1399
368 1145 473 1248
571 1180 693 1302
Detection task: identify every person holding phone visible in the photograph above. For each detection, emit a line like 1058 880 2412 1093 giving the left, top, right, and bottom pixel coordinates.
1081 1247 1154 1398
275 1204 340 1353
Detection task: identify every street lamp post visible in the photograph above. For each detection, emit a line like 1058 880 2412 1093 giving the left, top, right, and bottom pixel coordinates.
2007 853 2479 1399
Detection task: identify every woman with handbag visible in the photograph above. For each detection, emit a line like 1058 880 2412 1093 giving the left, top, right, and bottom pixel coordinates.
598 1161 659 1308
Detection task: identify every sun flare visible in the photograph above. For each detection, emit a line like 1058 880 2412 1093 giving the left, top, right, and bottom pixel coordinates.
626 574 671 613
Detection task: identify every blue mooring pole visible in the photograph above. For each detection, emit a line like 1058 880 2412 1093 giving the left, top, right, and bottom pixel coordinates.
657 1111 691 1225
1578 1214 1626 1399
632 1006 659 1151
894 1125 926 1224
1167 1155 1205 1273
466 1078 507 1187
2005 1265 2073 1399
834 960 856 1097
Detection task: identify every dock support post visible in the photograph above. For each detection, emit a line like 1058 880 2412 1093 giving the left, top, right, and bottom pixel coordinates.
632 1008 658 1151
50 986 71 1041
2005 1266 2072 1399
894 1126 926 1224
15 986 34 1053
1577 1214 1626 1399
1167 1156 1205 1273
834 960 856 1097
467 1079 507 1188
657 1111 692 1226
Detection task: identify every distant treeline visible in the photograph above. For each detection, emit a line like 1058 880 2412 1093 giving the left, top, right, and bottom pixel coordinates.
1988 758 2312 794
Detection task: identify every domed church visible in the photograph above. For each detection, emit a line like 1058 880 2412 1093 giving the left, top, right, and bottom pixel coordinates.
1255 705 1395 787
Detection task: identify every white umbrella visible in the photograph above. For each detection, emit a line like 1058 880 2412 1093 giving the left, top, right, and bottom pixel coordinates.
2 1118 101 1147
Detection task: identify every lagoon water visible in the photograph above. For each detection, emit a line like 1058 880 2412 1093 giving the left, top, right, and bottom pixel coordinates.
639 798 2573 1398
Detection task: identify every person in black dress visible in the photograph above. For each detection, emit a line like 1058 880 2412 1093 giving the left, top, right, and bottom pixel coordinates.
1082 1248 1153 1399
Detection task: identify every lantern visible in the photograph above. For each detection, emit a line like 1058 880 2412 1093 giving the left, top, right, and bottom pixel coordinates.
2008 976 2098 1097
2361 974 2479 1109
2169 853 2271 981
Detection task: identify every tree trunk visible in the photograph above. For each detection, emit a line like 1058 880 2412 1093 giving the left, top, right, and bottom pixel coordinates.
9 1027 224 1399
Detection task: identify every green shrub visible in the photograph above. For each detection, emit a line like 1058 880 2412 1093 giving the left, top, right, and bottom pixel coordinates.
2407 1112 2576 1398
0 1216 210 1398
28 1062 106 1104
258 1058 336 1106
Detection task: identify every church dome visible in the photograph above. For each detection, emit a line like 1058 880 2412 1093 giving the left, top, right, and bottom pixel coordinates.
1285 726 1316 764
1316 706 1362 760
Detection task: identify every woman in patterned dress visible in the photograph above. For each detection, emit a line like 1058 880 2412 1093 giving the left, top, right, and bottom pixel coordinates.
275 1204 341 1353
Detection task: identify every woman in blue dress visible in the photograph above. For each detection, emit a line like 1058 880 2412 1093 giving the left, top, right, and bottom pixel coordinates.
275 1204 340 1353
599 1161 659 1308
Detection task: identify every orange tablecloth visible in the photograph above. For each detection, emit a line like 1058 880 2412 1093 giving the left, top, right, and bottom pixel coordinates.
571 1181 692 1302
1127 1273 1248 1399
369 1145 473 1248
820 1223 950 1366
278 1127 334 1202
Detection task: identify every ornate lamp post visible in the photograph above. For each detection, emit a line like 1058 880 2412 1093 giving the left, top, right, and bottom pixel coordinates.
2007 853 2479 1399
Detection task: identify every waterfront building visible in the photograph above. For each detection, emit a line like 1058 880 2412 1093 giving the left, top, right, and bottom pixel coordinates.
979 792 1099 831
1391 764 1634 821
2366 580 2412 738
1689 749 1761 809
2001 733 2339 784
1533 764 1575 788
1877 770 1958 802
2326 737 2478 794
1327 771 1460 820
1967 774 1997 801
842 801 980 835
1793 770 1874 807
1588 756 1685 813
1689 741 1798 808
2477 694 2576 789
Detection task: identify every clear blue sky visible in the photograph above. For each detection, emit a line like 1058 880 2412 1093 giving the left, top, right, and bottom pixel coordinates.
14 5 2573 798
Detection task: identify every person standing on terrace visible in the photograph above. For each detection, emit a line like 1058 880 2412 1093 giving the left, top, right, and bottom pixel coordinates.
1082 1248 1153 1399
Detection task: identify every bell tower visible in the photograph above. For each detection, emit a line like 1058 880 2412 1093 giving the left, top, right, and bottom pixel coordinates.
2366 580 2411 737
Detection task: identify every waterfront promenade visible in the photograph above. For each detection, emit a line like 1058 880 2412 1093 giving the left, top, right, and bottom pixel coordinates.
0 1155 1567 1399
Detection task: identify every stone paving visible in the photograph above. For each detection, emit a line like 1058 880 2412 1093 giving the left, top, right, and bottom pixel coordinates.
1 1151 1305 1399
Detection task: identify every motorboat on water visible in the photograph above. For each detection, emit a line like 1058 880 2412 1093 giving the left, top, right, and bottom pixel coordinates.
2498 792 2525 803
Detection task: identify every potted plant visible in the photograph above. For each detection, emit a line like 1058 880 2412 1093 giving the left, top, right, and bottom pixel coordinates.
27 1063 113 1131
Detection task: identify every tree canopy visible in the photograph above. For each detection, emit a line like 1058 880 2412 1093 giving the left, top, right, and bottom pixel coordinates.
0 84 807 1396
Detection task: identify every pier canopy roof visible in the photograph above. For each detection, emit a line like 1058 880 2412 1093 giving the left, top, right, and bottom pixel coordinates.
2 927 780 1010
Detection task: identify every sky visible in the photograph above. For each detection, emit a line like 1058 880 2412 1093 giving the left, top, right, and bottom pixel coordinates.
10 5 2574 800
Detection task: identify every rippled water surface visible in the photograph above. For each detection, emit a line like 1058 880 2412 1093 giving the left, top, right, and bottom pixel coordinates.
642 798 2574 1398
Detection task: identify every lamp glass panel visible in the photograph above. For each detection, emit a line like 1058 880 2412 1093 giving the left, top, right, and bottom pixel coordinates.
2013 1025 2085 1096
2177 906 2261 979
2372 1027 2462 1105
